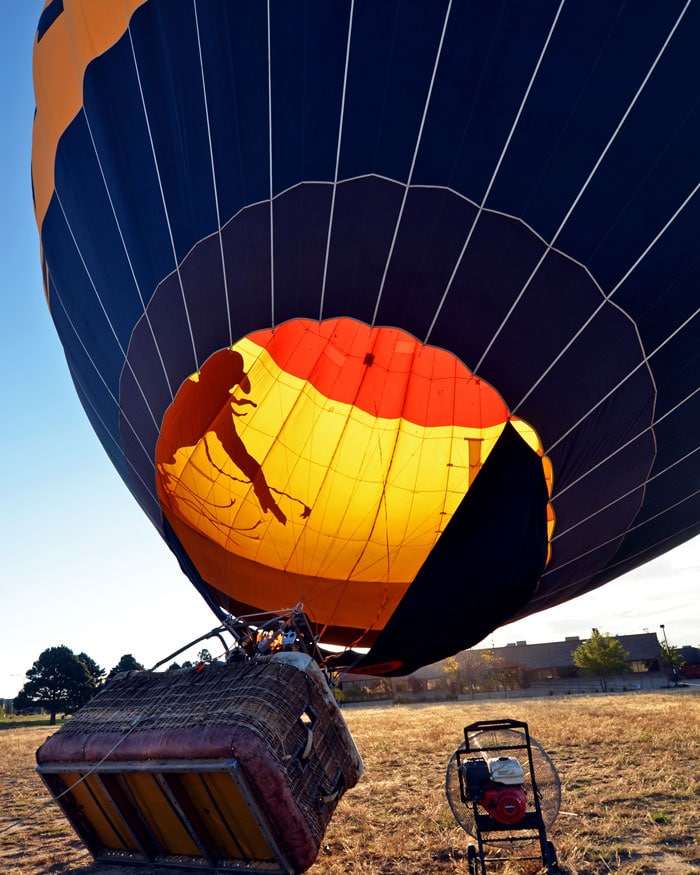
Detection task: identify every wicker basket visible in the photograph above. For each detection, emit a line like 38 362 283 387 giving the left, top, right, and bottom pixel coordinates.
36 652 363 873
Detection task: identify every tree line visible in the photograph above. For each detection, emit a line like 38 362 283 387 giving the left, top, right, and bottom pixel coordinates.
11 645 215 724
11 632 685 721
12 646 145 724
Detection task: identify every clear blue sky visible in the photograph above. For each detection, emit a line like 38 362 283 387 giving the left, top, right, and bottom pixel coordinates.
1 4 697 699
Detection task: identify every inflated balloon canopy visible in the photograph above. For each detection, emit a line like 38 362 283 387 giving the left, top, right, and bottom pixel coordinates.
32 0 700 674
155 320 553 670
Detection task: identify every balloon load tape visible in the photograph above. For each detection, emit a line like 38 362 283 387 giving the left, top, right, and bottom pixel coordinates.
36 653 363 873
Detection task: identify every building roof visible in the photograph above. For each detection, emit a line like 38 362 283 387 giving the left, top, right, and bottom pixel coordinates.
410 632 663 678
341 632 665 682
680 645 700 665
477 632 661 670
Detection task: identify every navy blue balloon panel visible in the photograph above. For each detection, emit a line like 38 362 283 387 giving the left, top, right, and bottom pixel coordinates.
32 0 700 674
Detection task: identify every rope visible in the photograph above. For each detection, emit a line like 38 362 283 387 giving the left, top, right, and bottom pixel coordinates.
1 604 334 841
0 712 146 837
0 619 255 838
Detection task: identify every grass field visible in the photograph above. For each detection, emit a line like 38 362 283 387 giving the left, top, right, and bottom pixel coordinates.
1 691 698 874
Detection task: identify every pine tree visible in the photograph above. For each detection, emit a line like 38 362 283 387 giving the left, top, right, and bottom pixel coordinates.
16 645 96 723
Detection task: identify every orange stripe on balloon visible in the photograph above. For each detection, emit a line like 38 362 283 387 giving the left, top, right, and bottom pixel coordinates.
32 0 148 233
247 319 509 429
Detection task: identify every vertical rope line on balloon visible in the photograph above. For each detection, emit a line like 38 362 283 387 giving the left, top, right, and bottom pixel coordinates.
278 330 378 586
208 332 316 599
192 0 238 575
553 441 700 545
370 0 453 329
423 0 567 347
221 390 306 590
535 518 700 605
551 382 700 505
266 0 276 329
536 479 700 604
301 331 402 641
472 0 692 375
545 300 700 456
319 0 355 322
342 427 397 653
52 190 161 425
343 346 462 651
512 178 700 417
55 8 170 420
47 272 161 499
318 341 429 651
125 17 199 375
193 0 233 348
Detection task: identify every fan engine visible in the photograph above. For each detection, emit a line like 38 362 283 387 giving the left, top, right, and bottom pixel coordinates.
462 756 527 825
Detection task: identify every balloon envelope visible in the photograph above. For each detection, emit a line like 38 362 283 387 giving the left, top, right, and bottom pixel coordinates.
33 0 700 674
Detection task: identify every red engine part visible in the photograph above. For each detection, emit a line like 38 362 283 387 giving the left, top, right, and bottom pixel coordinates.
480 784 527 824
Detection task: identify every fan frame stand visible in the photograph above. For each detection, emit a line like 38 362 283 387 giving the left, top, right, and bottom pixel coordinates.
449 718 560 875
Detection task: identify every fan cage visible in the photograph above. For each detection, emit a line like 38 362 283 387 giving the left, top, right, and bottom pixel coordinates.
445 726 561 844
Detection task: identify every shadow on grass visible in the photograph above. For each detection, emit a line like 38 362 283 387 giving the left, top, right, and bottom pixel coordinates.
0 719 66 730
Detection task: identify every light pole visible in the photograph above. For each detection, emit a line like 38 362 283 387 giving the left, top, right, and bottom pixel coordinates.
660 624 677 686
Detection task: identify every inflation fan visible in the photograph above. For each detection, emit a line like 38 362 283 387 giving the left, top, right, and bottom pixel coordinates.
445 719 561 874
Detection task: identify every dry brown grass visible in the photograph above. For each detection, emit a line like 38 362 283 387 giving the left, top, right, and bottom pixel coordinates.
1 691 698 874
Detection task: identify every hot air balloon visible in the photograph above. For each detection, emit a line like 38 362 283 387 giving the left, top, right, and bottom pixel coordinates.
33 0 700 676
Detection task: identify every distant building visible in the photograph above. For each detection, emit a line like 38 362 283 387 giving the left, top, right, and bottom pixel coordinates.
680 645 700 679
466 632 663 687
339 632 668 702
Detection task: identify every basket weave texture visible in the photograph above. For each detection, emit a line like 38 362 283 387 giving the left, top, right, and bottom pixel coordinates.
36 655 363 869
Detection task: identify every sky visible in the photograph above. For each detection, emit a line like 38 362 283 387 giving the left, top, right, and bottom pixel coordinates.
1 4 697 700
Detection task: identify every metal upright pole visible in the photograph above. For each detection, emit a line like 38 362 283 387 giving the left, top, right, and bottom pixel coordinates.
659 624 677 686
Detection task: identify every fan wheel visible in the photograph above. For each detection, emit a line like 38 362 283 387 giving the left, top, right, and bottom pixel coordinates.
466 843 479 875
545 839 559 870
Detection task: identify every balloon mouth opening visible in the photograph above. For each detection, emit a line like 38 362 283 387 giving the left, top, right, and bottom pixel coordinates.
154 317 554 645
